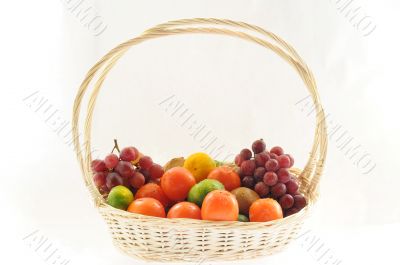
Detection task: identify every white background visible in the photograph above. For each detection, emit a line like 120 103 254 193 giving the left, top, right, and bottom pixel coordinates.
1 1 399 265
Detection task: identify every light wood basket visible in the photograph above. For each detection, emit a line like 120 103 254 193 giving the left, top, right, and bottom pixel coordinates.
72 18 327 262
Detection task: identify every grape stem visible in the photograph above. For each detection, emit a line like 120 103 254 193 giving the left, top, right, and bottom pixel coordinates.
111 139 121 154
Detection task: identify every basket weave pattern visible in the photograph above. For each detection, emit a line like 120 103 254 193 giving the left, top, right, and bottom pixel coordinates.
72 18 327 262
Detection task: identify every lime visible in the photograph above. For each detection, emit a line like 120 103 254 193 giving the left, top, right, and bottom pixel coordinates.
183 152 216 182
107 185 134 210
238 214 249 222
187 179 224 207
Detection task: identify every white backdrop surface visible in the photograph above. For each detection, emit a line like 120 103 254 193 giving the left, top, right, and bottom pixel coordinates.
0 1 399 265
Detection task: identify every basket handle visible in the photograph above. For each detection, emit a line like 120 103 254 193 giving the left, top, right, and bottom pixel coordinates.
72 18 327 207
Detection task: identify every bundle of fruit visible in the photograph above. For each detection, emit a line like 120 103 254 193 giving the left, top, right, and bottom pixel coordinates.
235 139 306 217
91 140 164 196
91 139 307 222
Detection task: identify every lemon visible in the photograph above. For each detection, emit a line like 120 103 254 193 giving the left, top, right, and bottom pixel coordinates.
183 152 216 182
107 185 134 210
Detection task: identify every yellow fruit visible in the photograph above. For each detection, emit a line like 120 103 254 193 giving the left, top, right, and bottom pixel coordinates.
164 157 185 171
183 152 216 182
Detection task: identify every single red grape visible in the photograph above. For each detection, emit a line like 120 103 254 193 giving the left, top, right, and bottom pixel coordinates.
252 139 266 154
234 154 244 166
277 155 291 168
285 179 299 195
277 168 290 183
119 147 138 162
114 161 135 178
271 183 287 198
265 159 279 172
91 159 106 172
93 172 106 188
269 153 278 160
286 154 294 167
279 194 294 209
263 171 278 186
285 207 299 217
240 149 253 160
149 164 164 179
254 167 266 181
242 176 255 189
106 172 124 189
240 160 256 175
104 154 119 169
255 152 270 167
139 156 153 170
254 182 269 197
139 168 150 178
130 171 145 189
293 194 307 209
270 146 284 156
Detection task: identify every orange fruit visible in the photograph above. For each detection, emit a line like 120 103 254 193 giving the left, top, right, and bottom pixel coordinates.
160 167 196 201
167 202 201 219
249 198 283 222
127 197 166 218
201 190 239 221
207 166 241 191
135 183 171 208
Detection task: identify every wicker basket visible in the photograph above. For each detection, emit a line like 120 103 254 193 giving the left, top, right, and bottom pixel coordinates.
72 18 327 262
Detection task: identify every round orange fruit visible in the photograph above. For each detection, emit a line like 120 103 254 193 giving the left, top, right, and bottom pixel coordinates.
249 198 283 222
201 190 239 221
207 166 241 191
167 202 201 219
135 183 171 208
161 167 196 202
127 197 166 218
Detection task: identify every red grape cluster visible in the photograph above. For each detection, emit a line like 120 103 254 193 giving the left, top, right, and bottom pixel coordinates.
235 139 307 217
91 143 164 195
